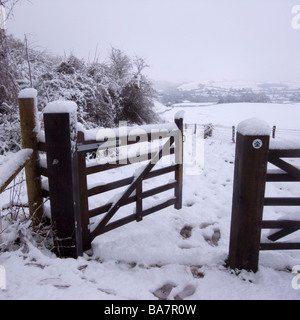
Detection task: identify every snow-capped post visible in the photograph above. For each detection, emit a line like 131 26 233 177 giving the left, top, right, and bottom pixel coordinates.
18 89 44 226
44 101 83 258
229 118 270 272
174 113 184 210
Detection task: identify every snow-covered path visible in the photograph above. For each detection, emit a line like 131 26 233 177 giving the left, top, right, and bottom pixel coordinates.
0 102 300 300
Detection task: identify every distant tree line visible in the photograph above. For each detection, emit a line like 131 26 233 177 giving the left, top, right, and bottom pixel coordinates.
218 90 270 104
159 86 271 106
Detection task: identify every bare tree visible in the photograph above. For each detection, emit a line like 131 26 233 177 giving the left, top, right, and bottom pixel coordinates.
0 0 23 20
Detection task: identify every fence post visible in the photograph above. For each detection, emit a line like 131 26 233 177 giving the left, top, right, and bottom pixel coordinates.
77 131 92 252
174 117 183 210
18 89 44 225
232 126 236 143
44 101 83 258
272 126 276 139
229 118 270 272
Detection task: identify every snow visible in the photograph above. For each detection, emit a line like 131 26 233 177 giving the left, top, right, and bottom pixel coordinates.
44 100 77 114
44 101 78 153
237 118 271 136
0 149 33 191
270 137 300 150
18 88 40 134
174 110 185 120
0 102 300 300
18 88 38 100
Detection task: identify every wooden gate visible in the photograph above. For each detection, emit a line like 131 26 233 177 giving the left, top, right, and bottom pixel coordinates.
229 119 300 272
22 98 184 258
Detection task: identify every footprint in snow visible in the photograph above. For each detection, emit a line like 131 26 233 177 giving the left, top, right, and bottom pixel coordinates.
152 283 176 300
180 225 193 239
174 284 197 300
200 222 221 247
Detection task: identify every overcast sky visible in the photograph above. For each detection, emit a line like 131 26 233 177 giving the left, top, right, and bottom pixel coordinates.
6 0 300 83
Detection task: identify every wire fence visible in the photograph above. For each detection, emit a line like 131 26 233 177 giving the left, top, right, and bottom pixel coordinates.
184 123 300 143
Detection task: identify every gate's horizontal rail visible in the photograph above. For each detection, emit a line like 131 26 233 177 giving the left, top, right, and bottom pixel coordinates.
268 149 300 158
86 147 175 174
91 197 176 236
88 164 177 197
262 220 300 229
264 197 300 206
260 242 300 250
89 181 177 218
266 172 298 182
40 166 48 178
38 141 46 152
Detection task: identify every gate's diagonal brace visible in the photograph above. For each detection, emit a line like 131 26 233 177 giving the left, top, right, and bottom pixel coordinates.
268 226 300 242
266 157 300 241
91 136 175 241
268 156 300 181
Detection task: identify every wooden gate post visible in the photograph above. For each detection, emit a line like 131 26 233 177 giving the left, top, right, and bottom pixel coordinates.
174 117 183 210
44 101 83 258
18 89 44 225
229 119 270 272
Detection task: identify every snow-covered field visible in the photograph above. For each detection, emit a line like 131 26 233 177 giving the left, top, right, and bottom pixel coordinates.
1 102 300 300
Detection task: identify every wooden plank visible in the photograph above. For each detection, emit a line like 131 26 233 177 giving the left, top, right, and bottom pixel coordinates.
174 117 183 210
94 197 176 236
89 182 177 218
85 147 175 175
262 220 300 229
82 132 153 147
268 156 300 181
142 181 177 199
79 131 175 154
77 131 91 251
260 242 300 250
88 176 134 197
44 111 83 258
88 165 177 197
40 166 48 178
264 197 300 206
0 156 32 194
142 197 176 217
146 165 177 179
89 165 177 196
89 203 113 218
94 214 137 235
89 195 136 218
266 173 297 182
136 182 143 222
229 132 270 272
19 97 44 225
269 149 300 158
38 141 46 152
90 137 175 240
41 189 50 198
267 226 300 242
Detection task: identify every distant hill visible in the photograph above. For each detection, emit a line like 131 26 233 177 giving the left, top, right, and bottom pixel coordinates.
157 80 300 105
